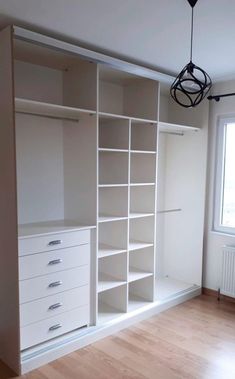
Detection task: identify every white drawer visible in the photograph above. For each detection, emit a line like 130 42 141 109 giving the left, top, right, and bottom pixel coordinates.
19 229 90 256
21 305 89 350
20 266 89 304
20 285 89 327
19 244 90 280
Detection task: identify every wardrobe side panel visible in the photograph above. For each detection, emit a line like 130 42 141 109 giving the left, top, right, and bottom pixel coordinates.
0 26 20 373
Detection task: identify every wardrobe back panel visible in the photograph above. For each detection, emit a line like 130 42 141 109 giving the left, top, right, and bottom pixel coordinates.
14 60 63 104
15 114 65 224
163 128 208 285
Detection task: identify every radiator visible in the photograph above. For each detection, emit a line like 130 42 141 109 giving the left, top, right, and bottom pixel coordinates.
220 245 235 298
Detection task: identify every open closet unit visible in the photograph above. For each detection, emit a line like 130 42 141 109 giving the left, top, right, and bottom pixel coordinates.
0 25 208 375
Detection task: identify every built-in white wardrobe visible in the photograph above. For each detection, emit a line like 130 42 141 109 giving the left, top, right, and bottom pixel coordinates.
0 25 208 375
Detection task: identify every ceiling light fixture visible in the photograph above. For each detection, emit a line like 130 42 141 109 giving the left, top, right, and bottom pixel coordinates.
170 0 212 108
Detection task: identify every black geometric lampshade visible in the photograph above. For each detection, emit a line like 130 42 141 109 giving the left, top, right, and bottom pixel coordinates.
170 61 212 108
170 0 212 108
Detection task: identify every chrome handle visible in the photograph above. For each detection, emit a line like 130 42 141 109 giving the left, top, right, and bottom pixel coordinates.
48 281 62 288
49 323 62 332
48 259 62 265
48 302 63 311
48 240 62 246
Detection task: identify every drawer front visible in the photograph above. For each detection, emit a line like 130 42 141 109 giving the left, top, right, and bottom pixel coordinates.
19 244 90 280
21 305 89 350
20 266 89 304
19 229 90 256
20 285 89 327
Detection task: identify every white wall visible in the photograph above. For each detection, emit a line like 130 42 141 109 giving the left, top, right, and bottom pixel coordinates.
203 79 235 290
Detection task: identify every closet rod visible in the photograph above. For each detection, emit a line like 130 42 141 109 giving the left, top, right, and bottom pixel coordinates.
157 208 182 214
159 131 184 136
15 111 80 123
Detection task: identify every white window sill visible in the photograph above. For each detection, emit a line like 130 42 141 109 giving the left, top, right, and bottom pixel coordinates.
210 230 235 238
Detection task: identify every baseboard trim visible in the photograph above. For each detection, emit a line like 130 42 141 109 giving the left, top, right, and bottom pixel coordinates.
202 287 235 303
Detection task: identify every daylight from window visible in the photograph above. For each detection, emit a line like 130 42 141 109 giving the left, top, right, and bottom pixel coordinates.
222 123 235 227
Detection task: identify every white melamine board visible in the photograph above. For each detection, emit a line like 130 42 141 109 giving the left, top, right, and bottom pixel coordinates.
99 253 127 283
98 285 127 323
0 26 20 373
129 247 154 273
155 133 167 277
159 122 199 133
18 220 95 238
98 244 126 259
63 116 97 225
99 81 124 115
15 98 96 121
129 276 154 304
98 274 126 293
128 269 153 283
159 128 207 286
99 151 128 185
129 241 153 251
130 153 156 184
129 216 155 244
15 113 64 224
14 60 63 104
155 277 196 300
99 220 128 250
99 119 129 150
63 61 97 110
99 66 159 121
99 186 128 218
131 122 157 151
124 79 158 120
130 186 155 214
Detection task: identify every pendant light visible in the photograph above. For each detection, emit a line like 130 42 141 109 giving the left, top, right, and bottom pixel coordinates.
170 0 212 108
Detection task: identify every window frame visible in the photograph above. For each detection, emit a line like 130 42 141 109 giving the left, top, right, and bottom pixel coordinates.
214 116 235 235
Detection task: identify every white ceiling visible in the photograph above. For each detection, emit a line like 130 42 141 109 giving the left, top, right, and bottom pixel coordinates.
0 0 234 82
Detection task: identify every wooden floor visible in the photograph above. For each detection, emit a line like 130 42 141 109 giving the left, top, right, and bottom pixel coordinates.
1 295 235 379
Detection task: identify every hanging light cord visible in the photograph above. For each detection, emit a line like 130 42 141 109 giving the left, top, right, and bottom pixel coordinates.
190 6 194 62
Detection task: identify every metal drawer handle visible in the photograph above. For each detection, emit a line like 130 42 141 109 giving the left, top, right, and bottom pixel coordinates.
48 281 62 288
48 259 63 265
49 323 62 332
48 240 62 246
48 302 63 311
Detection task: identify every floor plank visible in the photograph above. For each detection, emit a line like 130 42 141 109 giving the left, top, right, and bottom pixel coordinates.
1 295 235 379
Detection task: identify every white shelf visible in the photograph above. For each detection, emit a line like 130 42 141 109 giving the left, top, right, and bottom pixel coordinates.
99 111 157 124
158 121 199 133
129 212 154 219
98 302 125 325
99 214 128 223
130 183 155 187
18 219 96 239
129 268 153 283
129 240 153 251
155 277 197 301
98 243 126 259
99 148 128 153
15 98 96 121
98 273 126 293
99 184 128 188
131 150 156 155
128 294 151 312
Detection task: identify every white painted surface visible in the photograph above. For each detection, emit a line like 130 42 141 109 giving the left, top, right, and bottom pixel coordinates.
21 305 89 350
203 79 235 291
20 285 89 326
1 1 235 81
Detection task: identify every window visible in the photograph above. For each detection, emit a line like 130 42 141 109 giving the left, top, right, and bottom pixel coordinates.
214 117 235 234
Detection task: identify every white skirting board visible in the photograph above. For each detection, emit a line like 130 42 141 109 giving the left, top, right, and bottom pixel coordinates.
20 286 201 374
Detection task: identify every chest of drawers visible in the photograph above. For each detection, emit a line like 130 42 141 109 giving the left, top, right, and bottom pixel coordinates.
18 228 91 350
